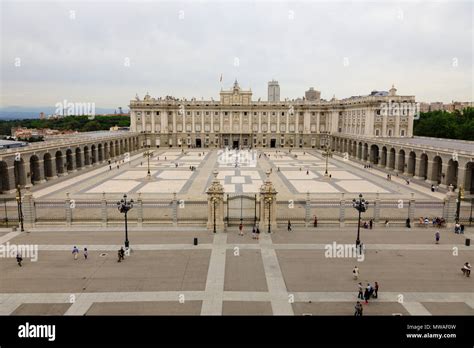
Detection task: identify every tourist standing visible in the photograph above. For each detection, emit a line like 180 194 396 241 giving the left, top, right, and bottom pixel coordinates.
364 287 370 304
353 266 359 280
256 227 260 240
252 225 256 239
354 301 363 316
287 220 292 232
374 281 379 299
118 247 125 262
72 246 79 260
369 219 373 229
84 247 88 260
239 223 243 236
314 216 318 228
357 282 364 299
435 231 440 244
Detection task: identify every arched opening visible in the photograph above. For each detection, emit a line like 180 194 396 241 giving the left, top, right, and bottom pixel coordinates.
465 162 474 194
98 144 103 162
357 142 363 160
91 145 97 164
397 150 406 173
381 147 387 167
104 143 109 160
432 156 442 184
407 152 416 176
119 139 124 154
363 143 369 161
110 141 115 158
29 155 41 184
14 158 26 187
370 144 379 164
0 161 10 193
66 149 74 171
115 141 119 156
43 153 54 179
419 154 428 179
83 146 90 166
55 151 64 175
446 159 458 188
388 148 396 169
75 148 82 169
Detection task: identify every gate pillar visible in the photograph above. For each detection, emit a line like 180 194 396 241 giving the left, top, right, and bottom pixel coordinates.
206 170 225 232
259 170 278 233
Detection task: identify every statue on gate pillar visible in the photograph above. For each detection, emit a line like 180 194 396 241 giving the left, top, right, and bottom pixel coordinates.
259 170 278 233
206 170 225 232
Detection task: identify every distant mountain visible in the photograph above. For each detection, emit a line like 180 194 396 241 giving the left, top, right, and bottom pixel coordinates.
0 107 127 120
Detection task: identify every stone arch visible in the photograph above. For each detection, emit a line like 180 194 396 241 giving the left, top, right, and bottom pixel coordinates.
446 159 458 188
418 153 428 180
104 142 110 160
465 162 474 193
357 142 363 160
83 146 90 166
431 156 442 184
29 155 41 184
0 161 10 193
66 149 74 172
388 148 396 169
91 145 97 164
115 140 119 156
43 152 54 179
14 157 26 187
397 149 406 173
370 144 379 164
363 143 369 161
110 141 115 158
381 146 387 167
55 151 64 176
75 147 82 169
407 151 416 176
98 143 103 162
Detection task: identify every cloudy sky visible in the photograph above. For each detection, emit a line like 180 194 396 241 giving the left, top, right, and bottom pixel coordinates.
1 0 472 110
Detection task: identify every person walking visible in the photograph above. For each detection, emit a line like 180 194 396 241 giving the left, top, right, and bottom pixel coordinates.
252 225 256 239
84 247 88 260
357 282 364 299
118 247 125 262
369 219 373 229
354 301 363 316
72 246 79 260
374 281 379 299
353 266 359 280
287 220 292 232
239 223 243 236
364 287 370 304
314 216 318 228
256 227 260 240
16 252 23 267
435 231 440 244
462 262 471 277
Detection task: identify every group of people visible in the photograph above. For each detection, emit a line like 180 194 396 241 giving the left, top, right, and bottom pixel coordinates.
430 184 440 192
71 246 88 260
238 224 261 239
360 219 373 229
419 217 446 228
454 222 465 234
363 164 372 169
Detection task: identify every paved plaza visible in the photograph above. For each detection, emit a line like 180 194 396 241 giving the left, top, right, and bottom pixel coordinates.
0 225 473 316
1 148 472 316
28 148 443 201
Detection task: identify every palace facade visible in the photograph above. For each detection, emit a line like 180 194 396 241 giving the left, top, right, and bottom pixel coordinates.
129 81 416 149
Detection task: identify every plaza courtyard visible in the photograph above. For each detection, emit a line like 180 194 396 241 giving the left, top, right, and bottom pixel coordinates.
0 148 472 316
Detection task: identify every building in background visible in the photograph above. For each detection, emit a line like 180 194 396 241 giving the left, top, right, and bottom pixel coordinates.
305 87 321 101
129 81 416 149
267 80 280 102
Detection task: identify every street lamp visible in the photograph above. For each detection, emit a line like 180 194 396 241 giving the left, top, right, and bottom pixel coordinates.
352 193 369 246
117 194 134 248
266 196 272 233
212 196 218 234
456 186 465 222
322 142 333 177
16 185 24 232
143 150 154 178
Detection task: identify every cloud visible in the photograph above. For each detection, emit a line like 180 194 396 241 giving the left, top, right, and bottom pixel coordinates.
0 0 472 109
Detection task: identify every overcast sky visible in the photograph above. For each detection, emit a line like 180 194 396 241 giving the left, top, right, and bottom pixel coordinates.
1 0 472 110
